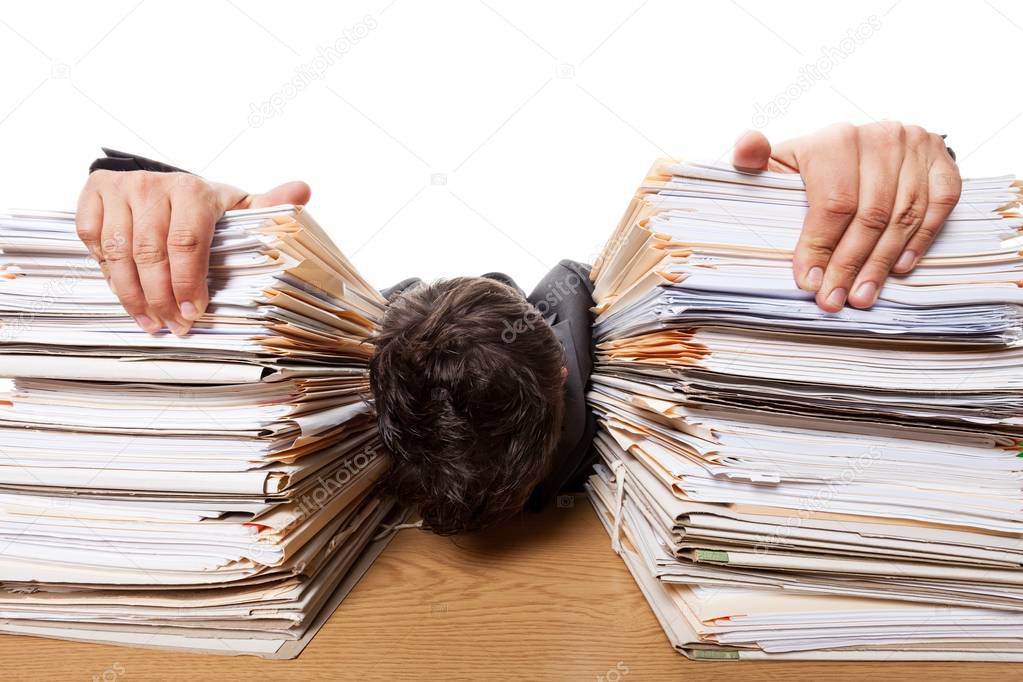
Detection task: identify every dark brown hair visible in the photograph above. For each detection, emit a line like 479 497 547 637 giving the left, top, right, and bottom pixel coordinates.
369 277 565 535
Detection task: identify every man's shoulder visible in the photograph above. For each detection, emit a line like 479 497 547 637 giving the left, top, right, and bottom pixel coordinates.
380 277 424 300
552 259 593 286
527 260 593 306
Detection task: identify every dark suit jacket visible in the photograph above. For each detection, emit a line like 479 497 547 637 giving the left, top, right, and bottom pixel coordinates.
89 148 597 508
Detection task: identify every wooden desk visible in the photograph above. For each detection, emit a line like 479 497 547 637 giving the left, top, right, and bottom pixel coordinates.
0 495 1017 681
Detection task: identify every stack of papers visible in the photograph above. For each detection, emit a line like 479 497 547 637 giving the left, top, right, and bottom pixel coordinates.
586 159 1023 660
0 205 399 658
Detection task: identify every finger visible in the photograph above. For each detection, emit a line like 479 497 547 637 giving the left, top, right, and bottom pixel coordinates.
767 137 799 173
895 137 962 273
792 122 860 293
817 122 905 311
76 188 118 298
848 126 930 308
75 186 103 265
235 181 312 209
167 189 217 327
99 195 158 332
732 130 772 171
131 196 185 335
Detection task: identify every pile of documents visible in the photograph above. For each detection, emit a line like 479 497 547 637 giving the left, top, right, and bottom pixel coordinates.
586 159 1023 660
0 205 398 658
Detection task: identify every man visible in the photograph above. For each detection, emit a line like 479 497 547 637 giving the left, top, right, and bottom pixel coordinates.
76 122 961 534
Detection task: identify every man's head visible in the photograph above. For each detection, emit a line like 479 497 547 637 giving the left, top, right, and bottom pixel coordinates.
369 277 565 535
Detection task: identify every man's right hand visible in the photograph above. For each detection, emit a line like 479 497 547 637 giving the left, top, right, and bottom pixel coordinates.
733 122 961 312
76 171 310 335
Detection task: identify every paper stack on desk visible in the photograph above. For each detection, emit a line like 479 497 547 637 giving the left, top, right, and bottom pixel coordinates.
586 159 1023 660
0 205 399 659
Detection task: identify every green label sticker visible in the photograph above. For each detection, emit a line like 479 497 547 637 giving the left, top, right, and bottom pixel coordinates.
696 549 729 563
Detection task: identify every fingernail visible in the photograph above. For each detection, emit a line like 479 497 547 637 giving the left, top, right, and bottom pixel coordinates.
181 301 201 321
894 250 917 273
167 320 187 337
825 287 847 309
804 266 823 291
853 281 878 307
134 315 159 334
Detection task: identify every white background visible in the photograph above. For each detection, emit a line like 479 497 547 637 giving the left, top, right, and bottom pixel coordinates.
0 0 1018 292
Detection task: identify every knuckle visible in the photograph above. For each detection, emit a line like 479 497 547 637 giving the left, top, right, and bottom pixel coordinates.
860 120 903 147
821 122 859 151
128 171 160 195
893 201 925 231
912 224 941 245
854 204 892 233
832 259 862 278
828 121 858 143
881 119 904 138
117 291 147 313
821 192 858 219
857 122 881 142
86 170 115 189
87 170 123 192
174 173 204 190
147 294 176 308
101 230 131 260
931 187 961 208
173 174 211 199
75 221 100 244
150 298 180 316
866 251 896 272
167 228 203 253
172 277 201 292
103 244 132 263
903 124 928 146
132 239 168 266
804 237 835 260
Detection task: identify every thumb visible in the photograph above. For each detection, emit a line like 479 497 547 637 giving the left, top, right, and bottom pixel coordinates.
732 130 773 171
233 181 312 209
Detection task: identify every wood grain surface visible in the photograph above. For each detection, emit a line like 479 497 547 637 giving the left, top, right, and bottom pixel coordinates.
0 495 1018 681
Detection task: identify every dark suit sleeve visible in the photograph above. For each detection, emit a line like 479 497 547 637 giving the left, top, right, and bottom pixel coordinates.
89 148 193 175
524 259 598 509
